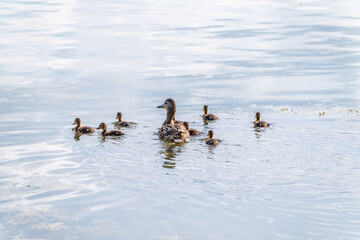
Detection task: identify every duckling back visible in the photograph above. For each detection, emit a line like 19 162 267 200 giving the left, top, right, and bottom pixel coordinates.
78 126 95 133
206 138 219 146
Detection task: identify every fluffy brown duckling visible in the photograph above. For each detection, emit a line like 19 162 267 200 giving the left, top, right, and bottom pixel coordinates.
115 112 131 127
157 98 190 142
254 112 270 127
205 130 219 146
73 118 95 133
203 105 218 121
183 122 200 136
97 122 124 136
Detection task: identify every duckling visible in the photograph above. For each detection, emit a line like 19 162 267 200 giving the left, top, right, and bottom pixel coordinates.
205 130 219 146
97 122 124 136
183 122 200 136
73 118 95 133
115 112 131 127
203 105 218 121
254 112 270 127
157 98 190 142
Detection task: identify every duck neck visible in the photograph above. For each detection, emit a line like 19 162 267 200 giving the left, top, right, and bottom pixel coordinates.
75 122 81 131
163 107 176 125
204 108 209 115
101 125 108 135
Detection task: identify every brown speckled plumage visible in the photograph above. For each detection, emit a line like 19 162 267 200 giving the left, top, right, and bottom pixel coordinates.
203 105 218 121
97 122 124 136
157 98 190 142
115 112 131 127
183 122 200 136
205 130 219 146
73 118 95 133
254 112 269 128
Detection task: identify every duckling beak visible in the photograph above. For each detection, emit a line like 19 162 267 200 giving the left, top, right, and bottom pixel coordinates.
157 104 165 109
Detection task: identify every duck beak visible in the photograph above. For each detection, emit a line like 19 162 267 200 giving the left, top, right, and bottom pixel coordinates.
96 127 101 130
73 122 76 125
157 104 165 109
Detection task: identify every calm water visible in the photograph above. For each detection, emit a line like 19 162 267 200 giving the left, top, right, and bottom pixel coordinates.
1 0 360 239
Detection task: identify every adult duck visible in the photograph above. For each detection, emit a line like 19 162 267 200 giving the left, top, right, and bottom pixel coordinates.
157 98 190 142
115 112 131 127
97 122 124 136
254 112 269 127
203 105 218 121
73 118 95 133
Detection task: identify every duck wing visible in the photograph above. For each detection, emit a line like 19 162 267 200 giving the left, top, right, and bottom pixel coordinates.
159 123 190 142
79 126 95 133
204 114 218 120
108 130 124 136
254 121 269 127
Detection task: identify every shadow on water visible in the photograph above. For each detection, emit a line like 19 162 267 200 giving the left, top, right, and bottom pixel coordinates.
159 141 185 168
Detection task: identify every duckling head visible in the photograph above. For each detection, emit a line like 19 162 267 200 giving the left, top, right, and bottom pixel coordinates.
157 98 176 111
207 130 214 138
116 112 123 121
73 118 81 126
203 105 209 114
183 121 190 131
97 122 107 130
255 112 261 121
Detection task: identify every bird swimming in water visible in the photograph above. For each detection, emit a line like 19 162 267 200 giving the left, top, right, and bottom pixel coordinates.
203 105 218 121
205 130 219 146
97 122 124 136
157 98 190 142
183 121 200 136
73 118 95 133
254 112 269 127
115 112 131 127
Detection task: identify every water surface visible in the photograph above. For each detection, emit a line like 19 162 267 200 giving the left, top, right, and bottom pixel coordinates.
1 0 360 239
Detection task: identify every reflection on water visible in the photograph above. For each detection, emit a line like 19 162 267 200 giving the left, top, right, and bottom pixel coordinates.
73 131 82 141
160 142 185 167
1 0 360 239
254 127 267 139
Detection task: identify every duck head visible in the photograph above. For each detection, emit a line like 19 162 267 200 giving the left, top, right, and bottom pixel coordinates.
157 98 177 125
157 98 176 110
255 112 261 121
203 105 209 115
73 118 81 127
116 112 123 121
97 122 107 131
207 130 214 138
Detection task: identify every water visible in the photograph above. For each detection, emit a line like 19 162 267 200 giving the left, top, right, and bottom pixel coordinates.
1 0 360 239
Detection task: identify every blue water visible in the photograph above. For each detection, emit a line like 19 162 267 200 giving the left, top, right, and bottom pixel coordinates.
1 0 360 239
